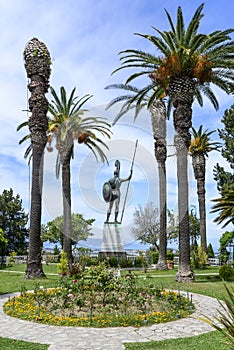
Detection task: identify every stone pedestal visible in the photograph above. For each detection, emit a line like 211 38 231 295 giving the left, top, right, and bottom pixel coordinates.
99 223 126 260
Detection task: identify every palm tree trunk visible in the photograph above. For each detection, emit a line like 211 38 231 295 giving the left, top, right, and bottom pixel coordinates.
62 158 73 268
158 161 167 269
170 77 195 282
150 100 167 270
24 38 51 279
175 144 193 281
197 178 207 252
26 149 45 278
192 154 207 252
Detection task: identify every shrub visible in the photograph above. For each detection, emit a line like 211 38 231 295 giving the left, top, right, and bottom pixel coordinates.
58 250 68 275
219 264 234 281
203 283 234 349
119 258 133 268
166 252 174 261
108 256 119 267
151 252 159 264
6 252 17 267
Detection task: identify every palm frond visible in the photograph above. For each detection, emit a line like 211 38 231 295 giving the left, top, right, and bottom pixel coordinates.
19 134 30 145
16 121 28 131
211 190 234 227
24 144 32 160
55 153 61 179
164 8 176 34
176 6 185 43
184 3 204 46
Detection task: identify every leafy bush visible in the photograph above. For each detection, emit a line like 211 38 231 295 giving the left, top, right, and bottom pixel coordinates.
6 252 17 267
151 252 159 264
219 265 234 281
119 258 133 268
4 262 193 328
166 252 174 261
191 245 208 269
58 250 68 275
108 256 119 267
203 283 234 349
134 256 147 267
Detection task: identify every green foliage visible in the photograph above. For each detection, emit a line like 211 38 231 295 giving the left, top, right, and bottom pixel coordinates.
119 258 133 268
189 125 221 157
219 265 234 281
124 331 229 350
219 231 234 264
134 256 147 268
214 163 234 193
4 262 192 328
108 256 119 267
48 86 112 175
151 251 159 264
214 103 234 194
0 228 7 253
106 4 234 120
58 250 68 275
191 243 208 269
166 252 174 262
204 284 234 349
189 213 200 242
42 213 95 247
53 244 60 255
207 243 215 258
0 337 49 350
6 252 17 267
220 231 234 251
0 189 28 255
211 191 234 227
218 104 234 169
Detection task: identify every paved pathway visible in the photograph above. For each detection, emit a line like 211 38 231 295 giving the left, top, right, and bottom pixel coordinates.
0 292 222 350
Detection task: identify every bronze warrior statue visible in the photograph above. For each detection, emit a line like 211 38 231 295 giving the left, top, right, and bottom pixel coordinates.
103 160 132 224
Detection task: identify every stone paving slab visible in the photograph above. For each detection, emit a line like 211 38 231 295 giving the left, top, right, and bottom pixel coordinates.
0 292 222 349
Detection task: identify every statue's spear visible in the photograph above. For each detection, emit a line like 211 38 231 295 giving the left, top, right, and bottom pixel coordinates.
120 139 138 224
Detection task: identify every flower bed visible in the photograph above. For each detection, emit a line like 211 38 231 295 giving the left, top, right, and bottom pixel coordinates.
4 263 194 328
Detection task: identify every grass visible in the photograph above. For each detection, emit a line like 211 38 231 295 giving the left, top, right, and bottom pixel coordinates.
0 337 49 350
0 264 59 295
0 263 233 350
124 331 229 350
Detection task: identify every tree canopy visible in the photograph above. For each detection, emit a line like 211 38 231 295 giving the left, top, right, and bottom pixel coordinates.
41 213 95 248
213 103 234 193
0 189 28 255
131 203 178 251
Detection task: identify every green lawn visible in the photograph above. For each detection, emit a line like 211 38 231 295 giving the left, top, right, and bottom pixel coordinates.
0 337 49 350
124 331 229 350
0 263 233 350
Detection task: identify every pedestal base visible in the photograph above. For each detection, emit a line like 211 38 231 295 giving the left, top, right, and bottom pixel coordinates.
99 223 126 261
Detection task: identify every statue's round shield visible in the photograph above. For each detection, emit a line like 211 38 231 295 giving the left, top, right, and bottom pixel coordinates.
102 182 119 203
102 182 112 202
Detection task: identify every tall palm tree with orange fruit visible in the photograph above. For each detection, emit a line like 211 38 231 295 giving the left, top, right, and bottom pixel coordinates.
107 3 234 282
47 86 111 266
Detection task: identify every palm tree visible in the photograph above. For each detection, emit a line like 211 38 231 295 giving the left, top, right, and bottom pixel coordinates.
106 85 168 269
189 125 220 252
211 190 234 227
47 86 111 267
107 3 234 282
23 38 51 278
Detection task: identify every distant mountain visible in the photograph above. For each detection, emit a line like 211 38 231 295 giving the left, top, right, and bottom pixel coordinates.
78 237 150 251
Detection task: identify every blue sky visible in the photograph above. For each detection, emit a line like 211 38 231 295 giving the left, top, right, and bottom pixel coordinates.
0 0 233 252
